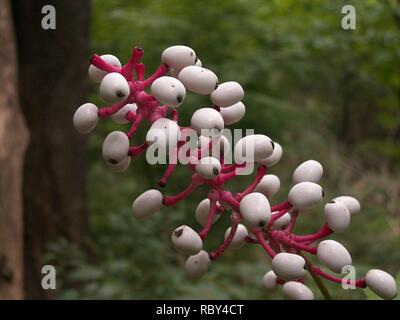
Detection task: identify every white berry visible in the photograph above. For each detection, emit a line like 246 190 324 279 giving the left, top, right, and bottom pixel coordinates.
324 201 351 232
131 189 163 220
73 103 99 134
224 223 248 249
195 199 220 226
151 76 186 107
282 282 314 300
88 54 121 83
102 131 130 165
272 253 306 281
171 225 203 256
293 160 323 184
332 196 361 215
239 192 271 228
211 81 244 108
161 45 197 70
317 240 352 273
99 72 130 103
191 107 224 134
178 66 218 94
255 174 280 198
288 182 324 211
219 102 246 125
185 250 211 279
234 134 274 163
195 156 221 179
262 271 278 292
111 103 137 124
365 269 397 300
106 156 131 173
146 118 181 151
258 142 283 167
271 212 291 230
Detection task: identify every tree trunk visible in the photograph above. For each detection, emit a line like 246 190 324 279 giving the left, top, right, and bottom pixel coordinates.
0 0 29 299
12 0 91 299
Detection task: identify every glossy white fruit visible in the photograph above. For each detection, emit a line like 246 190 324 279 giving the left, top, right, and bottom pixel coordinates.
324 201 351 232
178 66 218 94
271 212 291 230
293 160 323 184
88 54 121 83
99 72 130 103
365 269 397 300
150 76 186 107
131 189 163 220
262 271 278 292
161 45 197 70
171 225 203 256
224 223 248 249
282 282 314 300
288 182 324 211
258 142 283 167
106 156 131 173
317 240 352 273
102 131 130 164
211 81 244 108
191 108 224 134
195 199 221 226
195 156 221 179
195 58 202 67
332 196 361 215
239 192 271 228
219 102 246 125
271 253 306 281
73 103 99 134
234 134 274 163
111 103 137 124
185 250 211 279
255 174 280 198
146 118 181 151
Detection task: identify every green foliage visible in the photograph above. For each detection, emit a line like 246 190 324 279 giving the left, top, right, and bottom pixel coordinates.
48 0 400 299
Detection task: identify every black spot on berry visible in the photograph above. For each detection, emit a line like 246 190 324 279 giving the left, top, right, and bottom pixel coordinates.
177 95 183 103
174 228 184 238
258 221 266 228
329 200 335 204
108 159 118 165
116 90 125 98
213 167 219 176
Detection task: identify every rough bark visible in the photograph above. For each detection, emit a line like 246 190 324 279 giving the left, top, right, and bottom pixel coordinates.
12 0 91 299
0 0 29 299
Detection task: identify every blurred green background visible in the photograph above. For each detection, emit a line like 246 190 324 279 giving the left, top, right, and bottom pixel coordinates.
47 0 400 299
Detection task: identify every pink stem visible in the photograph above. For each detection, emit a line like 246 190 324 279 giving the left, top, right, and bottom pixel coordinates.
198 199 218 239
221 163 246 173
271 201 292 212
218 191 240 212
215 170 237 185
125 110 137 122
90 54 121 73
158 146 179 187
171 109 179 122
210 213 241 260
285 210 298 232
253 229 276 258
311 266 366 288
237 165 266 200
292 224 333 242
140 64 169 88
269 208 290 225
128 143 148 157
135 63 145 81
163 175 204 206
98 101 127 118
127 112 144 139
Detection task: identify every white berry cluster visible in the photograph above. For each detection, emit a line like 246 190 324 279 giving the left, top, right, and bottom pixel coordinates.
73 44 397 300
